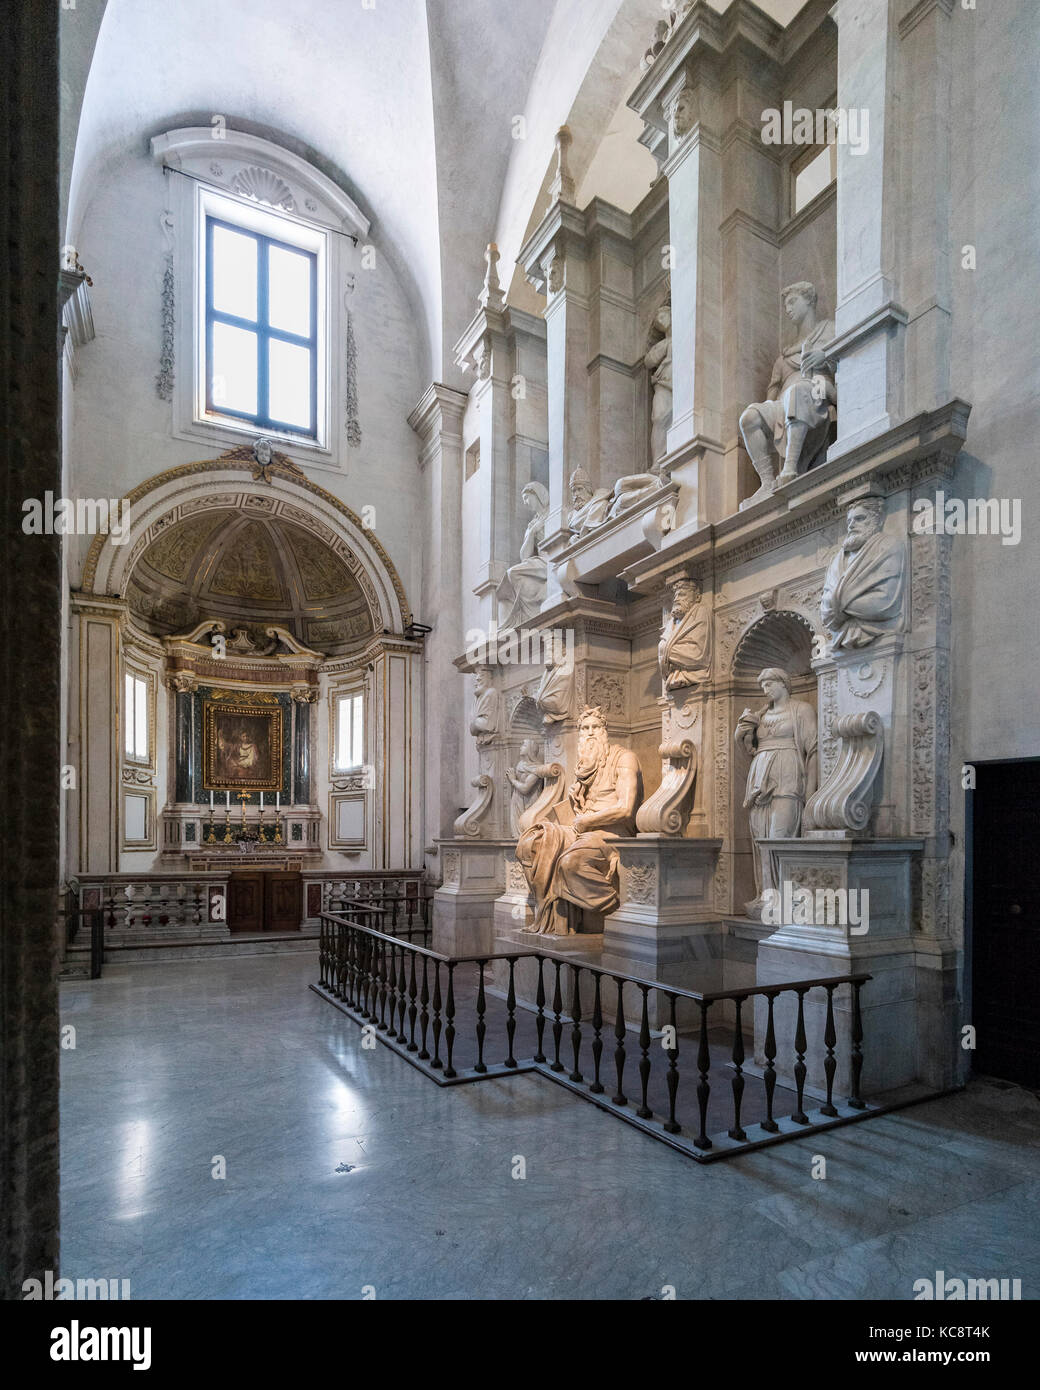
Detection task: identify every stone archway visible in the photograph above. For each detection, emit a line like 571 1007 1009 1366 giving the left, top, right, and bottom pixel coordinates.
79 450 411 635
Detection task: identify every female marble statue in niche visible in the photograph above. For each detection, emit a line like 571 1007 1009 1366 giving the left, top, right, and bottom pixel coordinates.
498 481 550 630
505 738 545 837
607 300 672 518
735 667 818 913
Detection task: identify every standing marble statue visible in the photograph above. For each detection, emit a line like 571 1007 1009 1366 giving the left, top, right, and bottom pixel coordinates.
658 577 712 691
470 667 500 747
516 706 642 935
566 468 611 536
505 739 547 837
821 496 906 649
607 301 672 518
498 482 550 629
535 647 574 724
735 668 818 911
738 282 836 508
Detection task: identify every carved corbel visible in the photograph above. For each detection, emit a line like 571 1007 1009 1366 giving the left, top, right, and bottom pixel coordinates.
517 763 566 833
164 670 198 694
453 775 494 839
635 739 698 836
802 711 883 832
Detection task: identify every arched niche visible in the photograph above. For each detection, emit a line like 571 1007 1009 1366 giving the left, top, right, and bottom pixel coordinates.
732 609 817 702
79 453 411 638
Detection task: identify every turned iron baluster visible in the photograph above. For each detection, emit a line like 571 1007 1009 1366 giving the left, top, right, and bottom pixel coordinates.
406 950 419 1051
590 973 604 1094
377 939 390 1032
792 987 810 1124
534 958 547 1063
636 985 652 1119
821 985 838 1116
761 990 779 1133
728 995 747 1142
418 956 431 1060
550 961 565 1072
395 944 408 1044
474 962 488 1073
505 959 518 1068
695 1000 712 1150
612 980 627 1106
664 993 680 1134
444 962 457 1079
569 967 583 1082
431 961 443 1070
848 978 866 1109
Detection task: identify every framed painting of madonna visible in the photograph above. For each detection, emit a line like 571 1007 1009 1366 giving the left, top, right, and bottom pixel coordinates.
203 701 283 792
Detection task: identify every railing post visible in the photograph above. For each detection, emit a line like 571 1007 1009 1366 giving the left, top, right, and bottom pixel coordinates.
848 978 866 1109
569 967 583 1083
550 960 564 1072
534 958 547 1063
663 993 680 1134
474 962 488 1073
406 950 418 1051
636 985 652 1119
727 996 747 1142
444 962 457 1079
792 987 810 1124
418 956 431 1060
762 990 779 1133
505 959 518 1069
612 980 627 1106
590 972 604 1095
431 961 443 1069
695 1000 712 1150
821 985 838 1116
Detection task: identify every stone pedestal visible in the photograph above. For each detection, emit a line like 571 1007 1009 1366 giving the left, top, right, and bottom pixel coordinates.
432 838 511 957
754 836 923 1099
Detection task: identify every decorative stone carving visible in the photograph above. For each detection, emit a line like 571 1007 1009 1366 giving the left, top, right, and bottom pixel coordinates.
669 90 696 142
635 739 698 836
548 126 574 205
497 482 549 629
588 671 626 717
626 863 658 905
442 849 461 884
803 711 884 833
453 775 494 838
505 858 530 894
821 496 907 649
515 706 643 935
478 242 505 312
164 671 198 694
505 739 545 837
658 576 712 692
566 468 611 536
735 668 818 913
738 281 836 507
535 650 573 725
640 18 671 70
290 683 319 704
470 667 500 747
345 310 361 447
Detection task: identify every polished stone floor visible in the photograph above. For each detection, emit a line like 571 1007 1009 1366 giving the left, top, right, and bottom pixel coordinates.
60 952 1040 1301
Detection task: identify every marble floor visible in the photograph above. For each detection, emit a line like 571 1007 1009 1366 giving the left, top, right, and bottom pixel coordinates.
60 952 1040 1301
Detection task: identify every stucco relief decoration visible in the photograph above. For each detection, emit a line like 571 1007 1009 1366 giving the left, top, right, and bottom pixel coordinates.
790 866 842 895
345 306 362 447
156 210 175 401
506 859 530 894
588 672 626 717
230 165 296 212
442 850 461 884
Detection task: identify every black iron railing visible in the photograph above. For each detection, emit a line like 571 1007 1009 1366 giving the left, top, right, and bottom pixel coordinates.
64 907 105 979
325 880 431 945
314 911 875 1162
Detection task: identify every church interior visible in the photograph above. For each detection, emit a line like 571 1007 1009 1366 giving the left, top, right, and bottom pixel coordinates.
3 0 1039 1322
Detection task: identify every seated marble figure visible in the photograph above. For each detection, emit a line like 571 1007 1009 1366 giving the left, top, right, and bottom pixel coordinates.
515 705 642 936
738 281 836 510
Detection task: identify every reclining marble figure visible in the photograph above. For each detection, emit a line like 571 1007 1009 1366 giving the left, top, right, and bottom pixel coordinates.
566 468 611 537
738 281 836 509
515 705 642 935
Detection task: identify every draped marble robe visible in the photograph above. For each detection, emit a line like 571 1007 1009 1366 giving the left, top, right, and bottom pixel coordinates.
821 529 906 649
658 594 712 690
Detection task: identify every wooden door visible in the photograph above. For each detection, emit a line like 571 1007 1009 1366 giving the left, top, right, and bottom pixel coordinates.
228 872 264 934
264 872 302 933
971 761 1040 1086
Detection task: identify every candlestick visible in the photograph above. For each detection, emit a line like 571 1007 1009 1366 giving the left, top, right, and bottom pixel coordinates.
206 808 217 843
210 791 214 810
226 791 230 808
222 809 233 844
259 792 264 810
276 791 280 810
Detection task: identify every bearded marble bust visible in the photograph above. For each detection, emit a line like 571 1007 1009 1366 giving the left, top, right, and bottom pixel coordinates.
821 497 906 649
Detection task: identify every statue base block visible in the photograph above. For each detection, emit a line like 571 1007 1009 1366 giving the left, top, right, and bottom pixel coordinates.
432 838 512 957
754 836 924 1097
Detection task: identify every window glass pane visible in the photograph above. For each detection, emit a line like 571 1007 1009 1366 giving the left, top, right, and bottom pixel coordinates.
268 338 312 428
351 695 363 769
211 322 258 415
124 673 134 757
134 679 148 760
268 244 311 337
211 224 257 321
793 145 834 214
336 696 349 770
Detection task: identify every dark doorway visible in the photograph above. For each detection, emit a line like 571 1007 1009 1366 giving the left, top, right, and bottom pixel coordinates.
228 871 302 933
970 760 1040 1087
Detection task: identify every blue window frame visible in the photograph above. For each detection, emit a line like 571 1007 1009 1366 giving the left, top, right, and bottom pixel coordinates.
205 215 318 438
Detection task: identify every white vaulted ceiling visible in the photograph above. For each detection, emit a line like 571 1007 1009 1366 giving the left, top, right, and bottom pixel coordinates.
65 0 811 386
